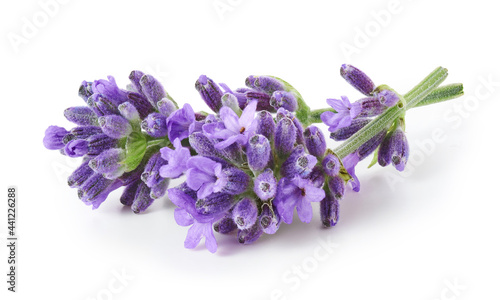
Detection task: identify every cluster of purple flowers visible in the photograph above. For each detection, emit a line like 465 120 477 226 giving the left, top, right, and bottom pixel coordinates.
44 65 410 253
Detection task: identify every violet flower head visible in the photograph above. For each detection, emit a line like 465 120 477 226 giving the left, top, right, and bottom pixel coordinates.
204 100 258 149
92 76 129 105
185 157 226 199
340 64 375 96
166 103 195 141
64 139 89 158
275 176 326 224
159 138 191 179
321 96 362 132
141 112 168 138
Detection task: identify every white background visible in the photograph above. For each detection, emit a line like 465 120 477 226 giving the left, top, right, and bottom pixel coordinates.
1 0 499 299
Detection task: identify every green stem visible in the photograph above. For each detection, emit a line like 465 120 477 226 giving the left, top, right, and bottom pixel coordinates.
308 108 336 125
333 67 448 159
415 83 464 107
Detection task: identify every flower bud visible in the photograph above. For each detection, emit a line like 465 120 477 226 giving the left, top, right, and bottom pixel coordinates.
141 153 168 188
270 91 298 112
340 64 375 96
68 160 94 188
232 198 258 230
142 112 168 138
221 93 242 116
88 148 126 179
157 98 177 117
254 169 278 201
259 203 280 234
322 154 341 177
304 126 326 157
327 175 345 200
120 180 140 206
78 173 121 209
247 134 272 172
150 178 170 199
356 129 387 160
356 97 386 117
118 102 140 122
255 110 275 142
282 145 317 178
377 89 399 107
220 167 251 195
64 139 89 157
277 108 305 145
378 126 409 171
246 76 285 95
99 115 132 139
237 222 264 244
78 81 93 103
307 166 325 188
64 126 102 143
195 193 233 216
320 193 339 228
275 117 297 157
245 91 275 112
87 94 120 116
189 132 221 157
139 74 167 109
329 118 371 141
64 106 98 126
214 216 237 234
126 92 155 119
87 134 118 156
43 126 69 150
195 75 223 112
132 181 154 214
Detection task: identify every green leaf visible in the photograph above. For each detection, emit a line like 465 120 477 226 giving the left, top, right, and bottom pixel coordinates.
122 132 147 172
269 76 311 125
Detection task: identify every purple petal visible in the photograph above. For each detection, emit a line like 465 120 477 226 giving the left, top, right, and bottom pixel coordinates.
219 107 240 133
239 100 258 127
174 208 194 226
296 199 313 223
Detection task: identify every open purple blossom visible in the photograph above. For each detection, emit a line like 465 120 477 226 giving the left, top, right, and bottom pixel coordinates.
159 138 191 179
321 96 362 132
203 100 258 149
43 126 69 150
185 157 226 199
275 176 326 224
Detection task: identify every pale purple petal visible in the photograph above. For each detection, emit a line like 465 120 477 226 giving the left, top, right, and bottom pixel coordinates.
186 169 215 191
239 100 258 127
174 208 194 226
197 182 215 199
296 200 313 223
219 107 240 132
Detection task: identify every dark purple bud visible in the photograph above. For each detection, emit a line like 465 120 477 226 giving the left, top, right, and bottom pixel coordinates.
254 169 277 201
126 92 155 119
304 126 326 157
259 203 280 234
118 102 140 122
245 91 275 112
189 132 221 157
150 178 170 199
132 181 154 214
87 94 120 116
238 222 263 244
78 81 93 103
120 180 140 206
141 112 168 138
98 115 132 139
88 148 126 179
220 167 251 195
195 75 223 112
195 193 233 216
86 134 118 156
234 87 252 109
64 139 89 157
246 76 285 95
356 129 387 160
68 160 94 188
307 166 325 188
327 175 345 200
139 74 166 108
217 142 245 165
141 153 168 188
195 113 208 122
255 110 276 142
43 126 69 150
281 145 317 178
377 89 400 107
214 216 238 234
276 108 305 145
340 64 375 96
78 173 121 209
275 117 297 157
270 91 298 112
320 193 339 228
64 107 98 126
247 134 272 172
157 98 177 117
232 198 258 230
322 154 341 177
128 70 145 94
64 126 102 143
330 118 371 141
378 127 409 171
356 97 386 117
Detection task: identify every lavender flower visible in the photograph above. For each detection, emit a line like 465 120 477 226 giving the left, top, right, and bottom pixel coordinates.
322 154 341 177
304 125 326 157
195 75 224 112
99 115 132 139
64 139 89 157
259 203 280 234
159 138 191 179
321 96 362 132
378 126 409 171
166 103 195 141
275 176 326 224
376 89 400 107
246 134 272 172
64 106 98 126
270 91 298 112
340 64 375 96
142 112 168 138
254 169 278 201
232 197 258 230
43 126 68 150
